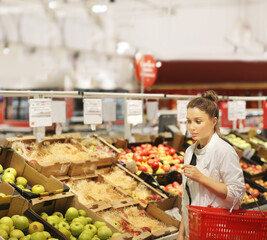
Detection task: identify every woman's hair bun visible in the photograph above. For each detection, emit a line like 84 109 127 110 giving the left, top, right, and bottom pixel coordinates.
201 90 219 103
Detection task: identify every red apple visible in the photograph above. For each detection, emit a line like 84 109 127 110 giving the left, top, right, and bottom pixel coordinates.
165 184 173 192
140 166 148 172
162 163 170 172
252 189 260 198
241 163 248 169
151 161 159 171
245 183 250 191
169 148 176 155
172 181 180 188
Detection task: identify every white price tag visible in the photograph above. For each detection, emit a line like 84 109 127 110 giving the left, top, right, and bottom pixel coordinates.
52 101 66 123
29 99 52 127
127 100 143 125
146 101 158 121
83 99 102 124
177 100 189 121
236 101 246 120
103 101 116 122
243 147 255 160
228 101 238 121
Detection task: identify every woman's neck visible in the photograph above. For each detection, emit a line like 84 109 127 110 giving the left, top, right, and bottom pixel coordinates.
198 133 214 149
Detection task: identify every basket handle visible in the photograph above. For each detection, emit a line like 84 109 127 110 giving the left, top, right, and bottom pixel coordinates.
229 190 265 217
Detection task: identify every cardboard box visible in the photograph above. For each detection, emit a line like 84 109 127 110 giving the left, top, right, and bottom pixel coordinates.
30 192 131 240
0 181 17 204
0 195 66 240
0 148 69 199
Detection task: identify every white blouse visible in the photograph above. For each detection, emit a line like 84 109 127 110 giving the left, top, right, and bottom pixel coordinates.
181 133 245 237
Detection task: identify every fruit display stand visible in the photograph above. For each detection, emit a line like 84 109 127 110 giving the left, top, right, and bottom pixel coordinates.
30 191 129 240
0 147 69 199
5 135 99 178
0 195 66 239
0 181 18 204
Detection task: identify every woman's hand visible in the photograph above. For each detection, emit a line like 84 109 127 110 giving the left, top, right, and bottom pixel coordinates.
182 165 203 182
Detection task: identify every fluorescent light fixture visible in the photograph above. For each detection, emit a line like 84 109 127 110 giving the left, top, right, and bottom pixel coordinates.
48 0 58 9
156 61 162 68
3 43 10 55
92 5 108 13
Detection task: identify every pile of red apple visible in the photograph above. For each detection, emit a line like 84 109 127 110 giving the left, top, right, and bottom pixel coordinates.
242 183 260 204
240 162 264 175
163 181 182 196
118 143 184 175
255 179 267 189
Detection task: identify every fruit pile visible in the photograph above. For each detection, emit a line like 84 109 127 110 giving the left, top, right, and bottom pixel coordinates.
0 215 56 240
99 206 167 236
162 181 182 196
242 183 260 204
102 166 163 205
240 162 264 175
255 179 267 189
67 179 126 205
249 137 267 149
0 165 45 194
40 207 120 240
118 143 184 175
224 134 252 150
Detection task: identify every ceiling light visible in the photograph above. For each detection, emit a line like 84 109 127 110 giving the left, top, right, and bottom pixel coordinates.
92 5 108 13
156 61 162 68
48 0 58 9
3 42 10 55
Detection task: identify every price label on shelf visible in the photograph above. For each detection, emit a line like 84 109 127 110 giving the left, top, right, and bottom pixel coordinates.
103 101 116 122
177 100 189 121
228 101 238 121
83 99 102 124
236 101 246 119
127 100 143 125
52 101 66 123
146 101 158 120
243 147 255 160
29 99 52 127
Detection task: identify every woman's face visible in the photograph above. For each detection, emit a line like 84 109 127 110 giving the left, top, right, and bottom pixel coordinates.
186 107 217 146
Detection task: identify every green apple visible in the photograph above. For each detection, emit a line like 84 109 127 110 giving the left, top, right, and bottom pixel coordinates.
0 229 8 240
52 212 64 220
42 231 51 239
11 215 20 223
0 164 3 174
78 229 94 240
41 212 48 221
17 184 25 190
70 222 84 237
97 226 112 240
24 189 31 192
86 217 92 224
65 207 79 222
4 167 17 177
84 224 97 235
31 185 45 194
10 229 24 238
0 216 13 229
0 193 6 197
92 237 101 240
78 209 86 217
9 238 18 240
47 215 60 228
20 235 31 240
16 177 28 187
2 172 15 182
70 236 77 240
93 221 106 229
112 232 121 237
58 221 70 230
13 215 29 232
30 231 46 240
0 223 10 234
28 221 44 234
59 227 71 238
72 217 87 226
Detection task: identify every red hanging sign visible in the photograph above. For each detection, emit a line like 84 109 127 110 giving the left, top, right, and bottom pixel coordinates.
135 54 157 89
263 101 267 129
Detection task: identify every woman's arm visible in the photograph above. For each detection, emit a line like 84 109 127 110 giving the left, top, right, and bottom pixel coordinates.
177 217 185 240
183 165 228 199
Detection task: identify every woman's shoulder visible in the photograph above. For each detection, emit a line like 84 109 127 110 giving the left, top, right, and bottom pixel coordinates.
212 135 237 155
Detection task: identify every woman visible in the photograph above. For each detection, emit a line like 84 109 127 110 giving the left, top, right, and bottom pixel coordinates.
177 90 245 240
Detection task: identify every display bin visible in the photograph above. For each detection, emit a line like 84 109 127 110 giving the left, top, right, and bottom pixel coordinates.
0 147 69 199
99 163 167 207
0 195 66 240
75 134 120 167
30 191 130 240
240 157 266 180
0 181 18 204
4 135 98 178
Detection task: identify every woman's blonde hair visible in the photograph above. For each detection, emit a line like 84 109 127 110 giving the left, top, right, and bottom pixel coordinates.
187 90 221 136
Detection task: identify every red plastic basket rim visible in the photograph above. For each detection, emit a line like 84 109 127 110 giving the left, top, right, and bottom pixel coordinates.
186 205 267 220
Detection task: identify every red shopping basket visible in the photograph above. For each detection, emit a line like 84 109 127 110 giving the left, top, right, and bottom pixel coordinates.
187 205 267 240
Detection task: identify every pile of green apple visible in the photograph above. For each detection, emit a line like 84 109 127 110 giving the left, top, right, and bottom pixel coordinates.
0 214 57 240
41 207 120 240
249 137 267 149
224 134 252 150
0 165 45 195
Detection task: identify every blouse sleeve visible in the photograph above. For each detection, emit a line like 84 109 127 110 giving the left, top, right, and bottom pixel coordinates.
219 145 245 207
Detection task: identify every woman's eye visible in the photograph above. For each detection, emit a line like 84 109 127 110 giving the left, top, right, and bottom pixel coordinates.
196 120 201 124
187 120 191 124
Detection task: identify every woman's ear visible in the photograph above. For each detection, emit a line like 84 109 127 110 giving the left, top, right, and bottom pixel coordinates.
212 117 218 128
